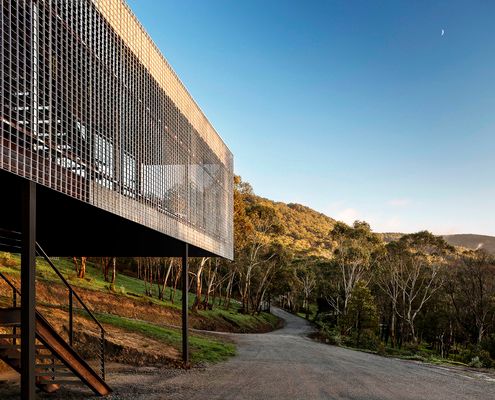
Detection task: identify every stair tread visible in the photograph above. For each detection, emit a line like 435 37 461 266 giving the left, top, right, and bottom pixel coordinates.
36 371 74 377
0 334 21 338
37 379 82 385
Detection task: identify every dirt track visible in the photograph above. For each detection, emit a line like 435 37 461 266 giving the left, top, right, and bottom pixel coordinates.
3 308 495 399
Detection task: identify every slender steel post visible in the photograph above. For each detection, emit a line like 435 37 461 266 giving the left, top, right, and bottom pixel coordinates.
13 289 17 346
21 180 37 400
182 243 189 368
69 289 73 346
101 329 105 380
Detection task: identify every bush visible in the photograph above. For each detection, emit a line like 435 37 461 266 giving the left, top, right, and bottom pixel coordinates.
459 346 493 368
468 356 483 368
481 334 495 360
338 329 379 351
376 342 387 356
321 325 342 346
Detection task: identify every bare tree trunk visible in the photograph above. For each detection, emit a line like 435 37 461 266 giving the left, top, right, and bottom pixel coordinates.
104 257 111 282
111 257 117 290
192 258 208 312
159 258 174 301
73 257 80 276
77 257 86 279
228 270 236 310
171 264 182 304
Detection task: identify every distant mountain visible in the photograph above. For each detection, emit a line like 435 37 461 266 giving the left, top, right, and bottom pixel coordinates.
242 189 494 258
443 234 495 255
380 232 495 255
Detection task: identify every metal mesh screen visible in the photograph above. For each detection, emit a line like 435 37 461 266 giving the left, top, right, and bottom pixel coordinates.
1 0 234 259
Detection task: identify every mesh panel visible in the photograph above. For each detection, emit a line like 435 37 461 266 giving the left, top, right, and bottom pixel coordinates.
0 0 234 259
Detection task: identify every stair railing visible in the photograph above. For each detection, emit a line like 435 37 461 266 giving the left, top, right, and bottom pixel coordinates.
0 228 106 381
0 270 20 346
35 244 106 381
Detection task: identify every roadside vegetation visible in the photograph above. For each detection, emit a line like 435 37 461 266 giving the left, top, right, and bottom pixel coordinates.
230 176 495 369
275 222 495 369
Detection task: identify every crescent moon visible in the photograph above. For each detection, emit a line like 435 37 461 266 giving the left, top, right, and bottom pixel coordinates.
441 29 445 36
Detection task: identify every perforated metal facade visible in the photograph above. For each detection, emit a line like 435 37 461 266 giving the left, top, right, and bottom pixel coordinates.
0 0 234 259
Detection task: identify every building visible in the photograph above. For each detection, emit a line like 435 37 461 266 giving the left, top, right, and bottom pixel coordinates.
0 0 233 397
1 0 234 259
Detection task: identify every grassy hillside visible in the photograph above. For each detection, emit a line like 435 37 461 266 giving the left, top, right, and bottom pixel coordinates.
250 196 336 258
0 252 279 366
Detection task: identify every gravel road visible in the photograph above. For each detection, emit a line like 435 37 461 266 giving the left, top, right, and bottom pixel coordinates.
4 308 495 399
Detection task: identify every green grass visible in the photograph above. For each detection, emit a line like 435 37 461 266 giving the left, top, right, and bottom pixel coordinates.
94 312 235 363
0 252 229 312
0 251 279 361
203 307 280 332
0 252 277 331
296 304 317 321
380 344 469 367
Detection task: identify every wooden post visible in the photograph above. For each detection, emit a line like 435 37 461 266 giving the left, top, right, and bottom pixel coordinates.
21 180 36 399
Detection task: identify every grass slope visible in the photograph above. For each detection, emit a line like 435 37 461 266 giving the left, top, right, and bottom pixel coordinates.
0 252 277 363
94 313 235 363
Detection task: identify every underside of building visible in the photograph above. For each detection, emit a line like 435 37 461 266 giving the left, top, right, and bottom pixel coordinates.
0 0 234 397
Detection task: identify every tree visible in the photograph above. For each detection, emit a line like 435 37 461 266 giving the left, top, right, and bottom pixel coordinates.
325 221 381 320
343 280 379 347
192 257 209 311
238 203 283 313
447 251 495 344
376 241 405 347
393 232 453 343
72 257 87 279
295 262 317 319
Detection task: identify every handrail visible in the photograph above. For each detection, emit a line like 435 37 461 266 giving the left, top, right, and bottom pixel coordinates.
0 271 21 296
0 229 106 381
35 244 105 332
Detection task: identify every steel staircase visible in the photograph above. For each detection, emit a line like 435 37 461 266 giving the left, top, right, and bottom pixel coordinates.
0 229 111 396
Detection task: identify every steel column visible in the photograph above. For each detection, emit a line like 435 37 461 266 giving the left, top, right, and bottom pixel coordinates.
182 243 189 368
21 180 37 399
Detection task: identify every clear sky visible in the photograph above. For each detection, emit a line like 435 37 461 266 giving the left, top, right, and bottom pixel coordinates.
127 0 495 236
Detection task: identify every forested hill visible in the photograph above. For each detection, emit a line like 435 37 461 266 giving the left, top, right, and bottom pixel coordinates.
238 179 494 258
243 194 495 257
248 196 336 258
381 232 495 255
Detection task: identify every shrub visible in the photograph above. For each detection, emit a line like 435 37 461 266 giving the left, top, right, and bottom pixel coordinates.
468 356 483 368
481 334 495 360
459 346 494 368
321 325 342 346
376 342 387 356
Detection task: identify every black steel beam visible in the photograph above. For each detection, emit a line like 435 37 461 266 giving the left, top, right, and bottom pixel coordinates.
182 243 189 368
21 180 37 399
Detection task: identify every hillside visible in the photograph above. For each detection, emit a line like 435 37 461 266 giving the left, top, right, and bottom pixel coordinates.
380 232 495 255
244 195 495 258
443 234 495 255
250 196 336 258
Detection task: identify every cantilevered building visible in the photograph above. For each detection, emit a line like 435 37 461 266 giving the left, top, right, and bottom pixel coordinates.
1 0 234 259
0 0 233 397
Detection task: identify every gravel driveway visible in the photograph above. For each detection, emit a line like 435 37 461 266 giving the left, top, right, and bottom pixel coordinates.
4 308 495 399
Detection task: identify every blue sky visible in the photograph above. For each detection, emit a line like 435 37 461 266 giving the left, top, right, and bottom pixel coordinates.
127 0 495 236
